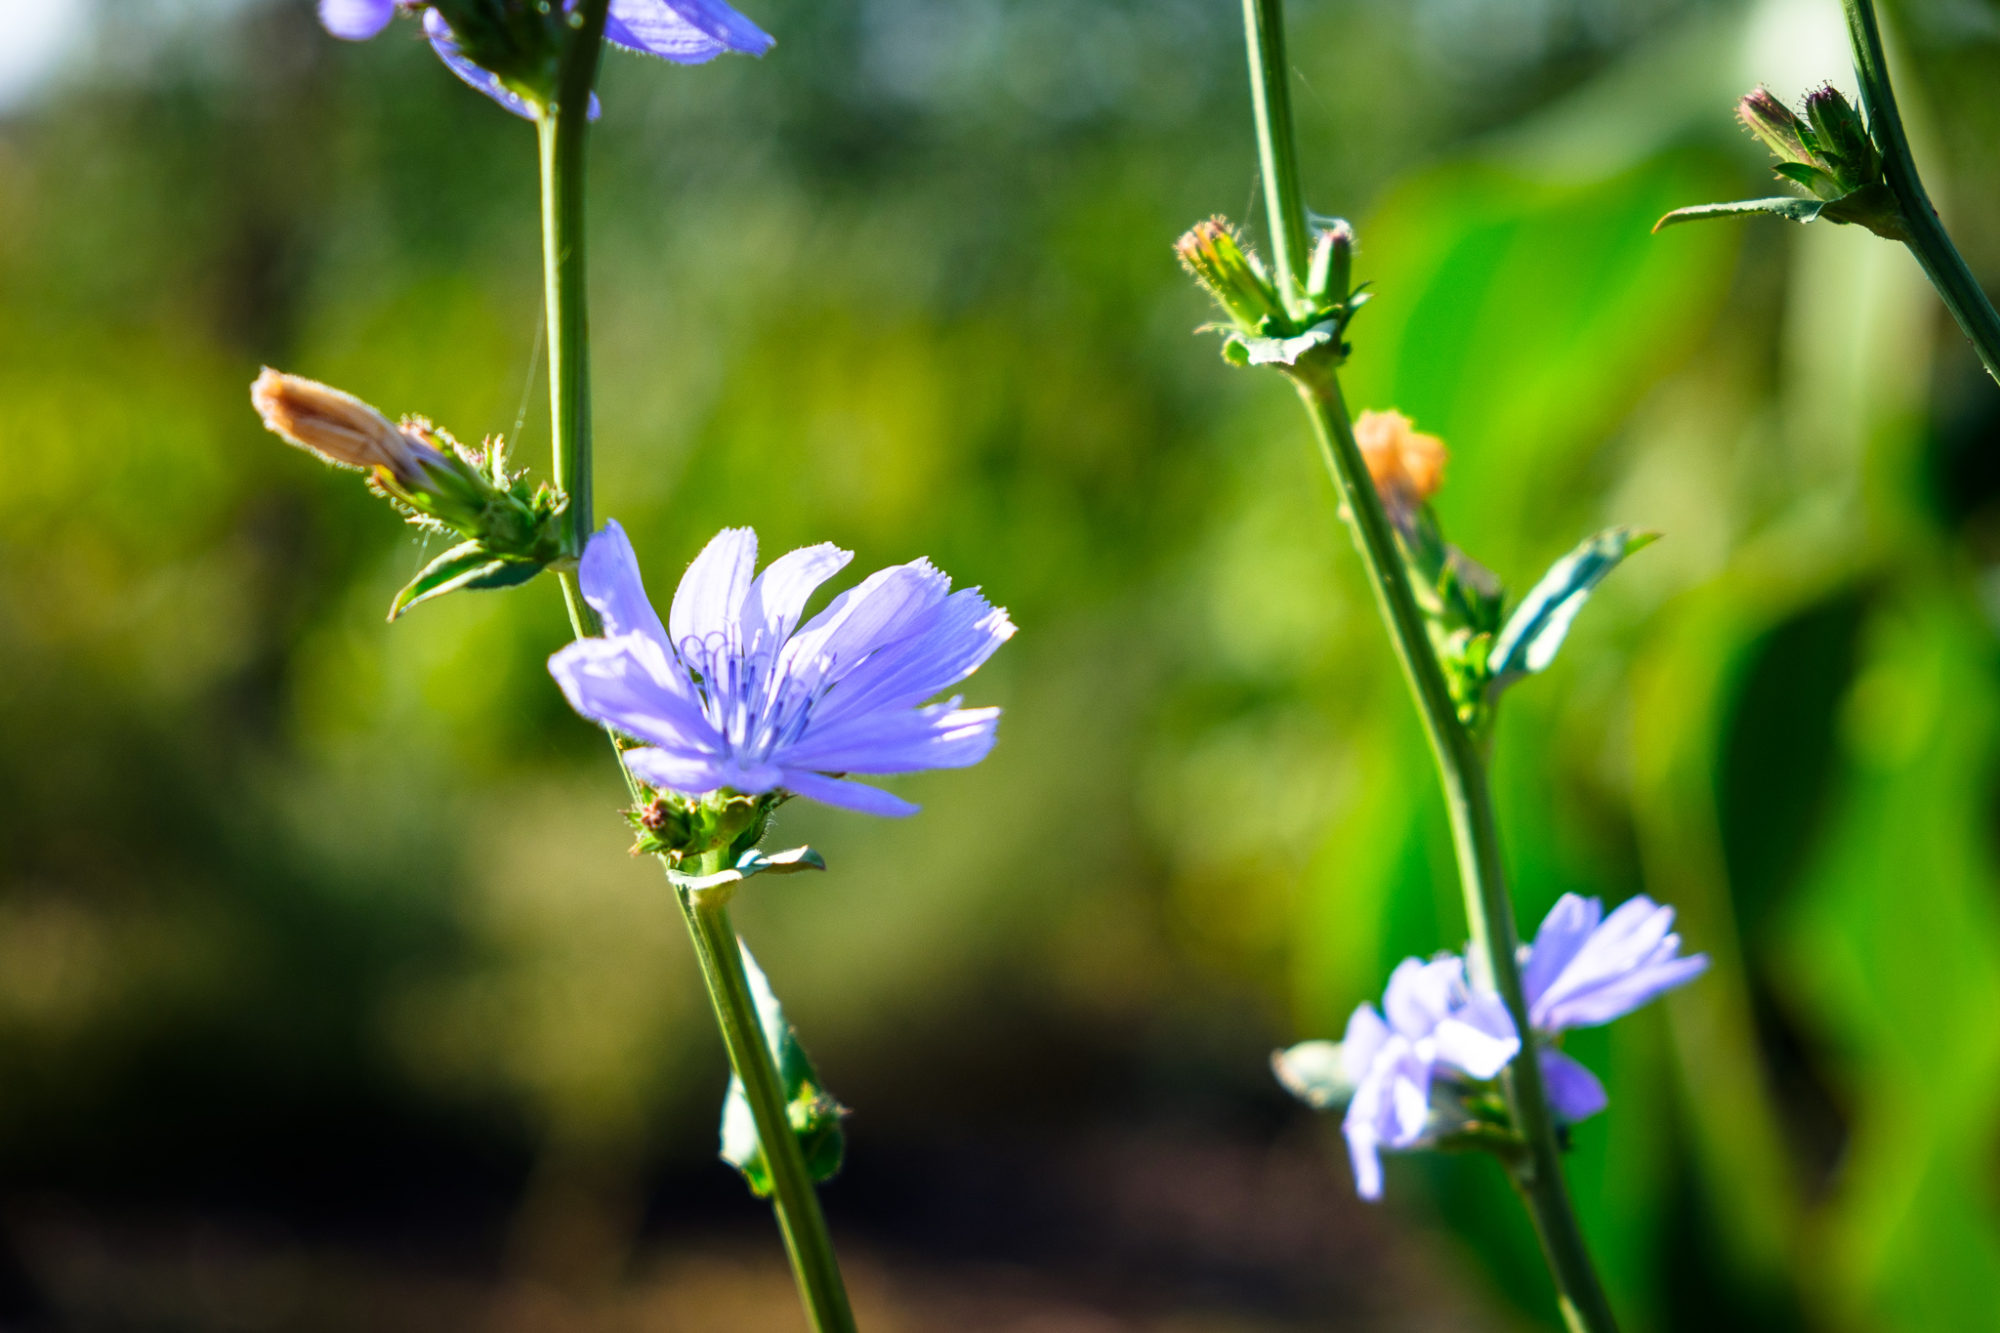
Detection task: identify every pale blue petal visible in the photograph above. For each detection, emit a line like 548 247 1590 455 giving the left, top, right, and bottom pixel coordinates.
740 543 852 654
581 521 671 649
1342 1113 1384 1202
547 636 720 752
1539 1048 1609 1122
320 0 395 40
1382 956 1462 1041
607 0 729 62
669 526 759 656
809 590 1015 726
1532 895 1678 1030
776 703 999 775
1540 952 1708 1031
1521 893 1601 1013
778 769 920 817
623 746 729 795
1432 991 1519 1079
784 560 953 687
662 0 774 55
1339 1004 1390 1087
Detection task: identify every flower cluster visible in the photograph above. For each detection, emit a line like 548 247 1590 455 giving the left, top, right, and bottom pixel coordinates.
550 522 1015 823
1175 215 1366 370
319 0 772 118
1275 893 1707 1200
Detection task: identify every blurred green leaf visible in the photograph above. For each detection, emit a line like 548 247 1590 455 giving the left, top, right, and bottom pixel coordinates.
718 943 846 1199
1488 527 1656 685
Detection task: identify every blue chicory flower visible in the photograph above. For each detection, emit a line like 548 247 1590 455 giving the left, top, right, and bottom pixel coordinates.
1339 956 1520 1201
549 522 1014 818
1520 892 1709 1122
318 0 773 119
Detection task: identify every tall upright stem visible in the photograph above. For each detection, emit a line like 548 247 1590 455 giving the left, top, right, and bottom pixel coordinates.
534 10 859 1326
679 879 860 1333
1239 3 1616 1329
539 0 607 561
1844 0 2000 385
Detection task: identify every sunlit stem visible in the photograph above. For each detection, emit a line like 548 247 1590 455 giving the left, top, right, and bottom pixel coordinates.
679 873 861 1333
539 0 608 563
534 8 859 1327
1238 2 1617 1329
1844 0 2000 386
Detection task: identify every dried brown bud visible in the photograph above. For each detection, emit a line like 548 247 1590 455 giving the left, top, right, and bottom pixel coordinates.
1354 409 1446 507
251 368 435 487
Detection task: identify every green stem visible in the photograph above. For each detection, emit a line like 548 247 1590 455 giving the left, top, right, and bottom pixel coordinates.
539 0 608 561
1238 3 1617 1329
679 878 860 1333
1844 0 2000 385
1241 0 1311 315
534 11 859 1327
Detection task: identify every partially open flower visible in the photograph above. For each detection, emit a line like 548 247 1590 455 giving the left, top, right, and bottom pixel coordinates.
251 368 441 489
1354 409 1446 510
1176 217 1285 333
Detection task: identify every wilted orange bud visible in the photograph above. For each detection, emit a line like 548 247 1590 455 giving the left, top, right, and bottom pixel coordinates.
251 368 434 487
1354 409 1446 507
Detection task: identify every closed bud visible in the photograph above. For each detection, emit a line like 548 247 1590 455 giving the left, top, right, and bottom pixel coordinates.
1176 217 1285 332
251 368 441 489
1802 84 1880 187
1306 219 1356 306
1736 86 1812 165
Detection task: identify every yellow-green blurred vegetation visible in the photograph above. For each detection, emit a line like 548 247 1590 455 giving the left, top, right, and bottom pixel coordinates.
4 0 2000 1328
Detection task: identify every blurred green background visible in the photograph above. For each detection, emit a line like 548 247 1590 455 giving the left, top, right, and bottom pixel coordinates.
4 0 2000 1327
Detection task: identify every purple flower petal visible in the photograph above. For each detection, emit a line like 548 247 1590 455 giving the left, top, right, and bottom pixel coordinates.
784 560 954 688
623 746 731 795
808 589 1015 727
778 770 920 817
1526 893 1708 1032
1382 956 1460 1041
777 703 1000 775
1432 990 1520 1080
739 543 852 655
1539 1048 1609 1122
670 526 759 655
582 520 672 647
319 0 395 41
661 0 774 55
606 0 729 63
547 636 719 752
1339 1004 1390 1087
1521 893 1600 1012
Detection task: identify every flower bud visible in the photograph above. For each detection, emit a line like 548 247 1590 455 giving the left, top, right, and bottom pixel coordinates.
1354 409 1446 509
1803 84 1880 187
1306 219 1355 306
1176 217 1285 332
251 368 440 489
1736 87 1812 165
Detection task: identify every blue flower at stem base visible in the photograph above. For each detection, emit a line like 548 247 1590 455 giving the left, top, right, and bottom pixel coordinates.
550 522 1014 817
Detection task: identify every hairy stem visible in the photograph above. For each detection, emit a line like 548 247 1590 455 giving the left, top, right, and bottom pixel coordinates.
1239 2 1617 1328
1844 0 2000 385
536 10 859 1326
679 878 861 1333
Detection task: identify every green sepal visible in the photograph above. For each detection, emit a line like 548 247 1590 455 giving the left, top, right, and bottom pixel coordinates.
388 541 549 620
718 944 847 1198
1771 161 1843 198
1488 528 1657 687
669 845 826 895
1272 1040 1357 1111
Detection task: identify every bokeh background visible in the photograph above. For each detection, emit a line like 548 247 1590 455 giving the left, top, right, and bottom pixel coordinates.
4 0 2000 1327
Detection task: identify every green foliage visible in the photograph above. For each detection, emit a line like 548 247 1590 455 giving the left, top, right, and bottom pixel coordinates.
1489 527 1656 687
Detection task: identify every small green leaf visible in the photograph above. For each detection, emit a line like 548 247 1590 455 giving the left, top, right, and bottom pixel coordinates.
670 845 826 894
718 943 846 1198
1272 1040 1357 1111
388 541 545 620
1488 528 1657 686
1770 161 1842 198
1651 196 1829 233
